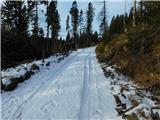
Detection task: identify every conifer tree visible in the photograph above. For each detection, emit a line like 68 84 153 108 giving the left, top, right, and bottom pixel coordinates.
98 0 108 37
109 16 115 36
70 1 79 50
86 2 94 47
38 28 45 63
142 1 160 25
44 1 50 54
79 10 84 35
47 0 61 54
2 1 29 38
66 15 70 32
1 1 36 67
133 0 136 27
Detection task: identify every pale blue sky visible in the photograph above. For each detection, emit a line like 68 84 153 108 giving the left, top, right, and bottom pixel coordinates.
39 0 132 38
1 0 133 38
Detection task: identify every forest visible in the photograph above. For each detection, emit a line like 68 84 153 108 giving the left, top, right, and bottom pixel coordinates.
1 0 99 69
96 1 160 119
97 1 160 86
1 0 160 120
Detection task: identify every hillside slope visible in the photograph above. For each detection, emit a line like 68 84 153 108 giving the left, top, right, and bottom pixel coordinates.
96 25 160 108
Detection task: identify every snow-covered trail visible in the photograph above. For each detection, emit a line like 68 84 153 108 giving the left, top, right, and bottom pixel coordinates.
1 47 120 120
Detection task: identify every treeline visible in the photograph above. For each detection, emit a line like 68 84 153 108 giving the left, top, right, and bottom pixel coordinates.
66 1 99 49
103 1 160 40
1 0 99 69
96 1 160 96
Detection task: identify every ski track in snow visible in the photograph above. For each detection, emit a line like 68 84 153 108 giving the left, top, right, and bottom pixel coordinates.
79 52 91 119
1 47 121 120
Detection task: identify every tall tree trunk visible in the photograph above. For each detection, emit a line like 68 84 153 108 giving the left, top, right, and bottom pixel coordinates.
46 27 49 55
42 49 45 63
41 39 45 63
133 0 136 27
46 2 49 55
1 79 4 90
54 38 56 55
35 1 38 37
124 0 127 33
52 38 54 54
103 0 106 33
140 0 145 30
36 2 40 58
75 35 78 50
140 0 143 22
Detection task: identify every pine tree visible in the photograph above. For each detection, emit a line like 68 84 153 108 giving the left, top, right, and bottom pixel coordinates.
66 31 71 53
1 1 36 68
86 2 94 47
1 1 34 51
29 3 38 38
66 15 70 32
47 1 61 54
70 0 79 50
38 28 45 63
44 1 50 55
66 15 70 53
31 1 48 56
140 0 143 24
79 10 84 35
92 31 99 45
2 1 29 38
1 78 4 90
98 0 108 37
133 0 136 27
109 14 124 36
109 16 115 36
142 1 160 25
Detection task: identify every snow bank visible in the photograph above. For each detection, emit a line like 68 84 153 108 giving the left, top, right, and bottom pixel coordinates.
102 65 160 119
1 54 65 91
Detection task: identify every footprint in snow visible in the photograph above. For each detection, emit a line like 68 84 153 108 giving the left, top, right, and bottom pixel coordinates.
40 100 57 112
92 110 102 117
56 85 61 94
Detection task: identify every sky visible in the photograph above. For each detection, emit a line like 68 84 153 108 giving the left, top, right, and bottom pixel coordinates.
39 0 132 38
1 0 133 38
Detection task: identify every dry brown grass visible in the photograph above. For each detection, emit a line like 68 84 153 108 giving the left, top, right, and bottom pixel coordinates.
97 25 160 94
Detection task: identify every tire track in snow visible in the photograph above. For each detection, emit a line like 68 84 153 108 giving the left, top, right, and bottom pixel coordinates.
79 51 91 119
2 49 87 120
14 49 88 119
89 52 103 119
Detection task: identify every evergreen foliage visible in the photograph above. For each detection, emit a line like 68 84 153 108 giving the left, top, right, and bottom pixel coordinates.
1 0 99 69
70 1 79 50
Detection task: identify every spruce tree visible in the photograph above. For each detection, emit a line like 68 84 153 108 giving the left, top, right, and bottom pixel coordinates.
38 28 45 63
133 0 136 27
142 1 160 25
70 1 79 50
1 1 36 67
79 10 84 35
109 16 115 36
66 31 71 53
86 2 94 47
98 0 108 37
44 1 50 55
47 1 60 54
66 15 70 32
2 1 29 38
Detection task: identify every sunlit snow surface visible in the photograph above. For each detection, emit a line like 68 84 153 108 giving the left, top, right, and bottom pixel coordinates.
1 47 158 120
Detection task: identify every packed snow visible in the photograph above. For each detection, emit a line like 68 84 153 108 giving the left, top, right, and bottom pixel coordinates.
1 47 121 119
1 54 64 86
1 47 159 120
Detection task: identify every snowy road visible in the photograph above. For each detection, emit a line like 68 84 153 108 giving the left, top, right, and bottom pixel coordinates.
1 47 120 120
